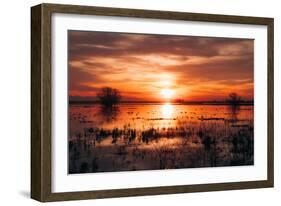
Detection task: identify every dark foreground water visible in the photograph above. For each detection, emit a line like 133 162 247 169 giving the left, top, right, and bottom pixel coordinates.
68 103 254 174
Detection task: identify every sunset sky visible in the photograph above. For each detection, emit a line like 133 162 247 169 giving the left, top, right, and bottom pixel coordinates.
68 30 254 102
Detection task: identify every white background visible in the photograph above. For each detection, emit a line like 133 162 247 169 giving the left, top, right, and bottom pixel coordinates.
0 0 279 205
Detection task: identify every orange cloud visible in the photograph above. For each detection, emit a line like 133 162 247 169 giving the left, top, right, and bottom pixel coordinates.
68 31 254 102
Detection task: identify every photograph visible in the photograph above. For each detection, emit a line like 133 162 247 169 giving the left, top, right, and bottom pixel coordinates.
68 30 254 174
30 3 274 201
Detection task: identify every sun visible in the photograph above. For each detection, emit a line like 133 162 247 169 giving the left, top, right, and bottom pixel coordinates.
160 89 174 100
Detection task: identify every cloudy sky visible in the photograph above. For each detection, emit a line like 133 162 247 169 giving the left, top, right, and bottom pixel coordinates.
68 30 254 102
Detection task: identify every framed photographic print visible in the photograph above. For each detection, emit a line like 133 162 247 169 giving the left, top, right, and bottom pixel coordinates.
31 3 274 202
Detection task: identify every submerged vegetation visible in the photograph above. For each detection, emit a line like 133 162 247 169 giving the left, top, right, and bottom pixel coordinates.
68 103 254 173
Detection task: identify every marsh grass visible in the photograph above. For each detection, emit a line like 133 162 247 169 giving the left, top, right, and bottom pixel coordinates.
69 107 253 173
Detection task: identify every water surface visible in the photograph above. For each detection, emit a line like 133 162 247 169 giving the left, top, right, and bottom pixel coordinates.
68 103 254 173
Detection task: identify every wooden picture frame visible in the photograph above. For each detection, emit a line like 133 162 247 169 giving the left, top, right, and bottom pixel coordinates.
31 3 274 202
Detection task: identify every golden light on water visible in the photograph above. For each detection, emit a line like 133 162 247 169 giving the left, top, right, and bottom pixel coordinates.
161 103 174 119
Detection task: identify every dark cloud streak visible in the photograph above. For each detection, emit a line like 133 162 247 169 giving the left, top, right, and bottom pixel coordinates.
68 30 254 101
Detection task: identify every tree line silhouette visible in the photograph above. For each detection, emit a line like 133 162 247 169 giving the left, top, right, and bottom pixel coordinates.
96 87 246 106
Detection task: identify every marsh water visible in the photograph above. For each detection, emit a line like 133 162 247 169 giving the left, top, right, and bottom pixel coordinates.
68 103 254 173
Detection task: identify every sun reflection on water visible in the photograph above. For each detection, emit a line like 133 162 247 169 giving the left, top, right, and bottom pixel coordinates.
161 103 174 119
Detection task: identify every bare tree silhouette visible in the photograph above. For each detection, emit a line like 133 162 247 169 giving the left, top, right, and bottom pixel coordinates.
228 93 241 106
97 87 121 107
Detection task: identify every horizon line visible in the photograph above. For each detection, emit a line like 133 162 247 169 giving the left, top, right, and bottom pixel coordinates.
69 100 254 105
